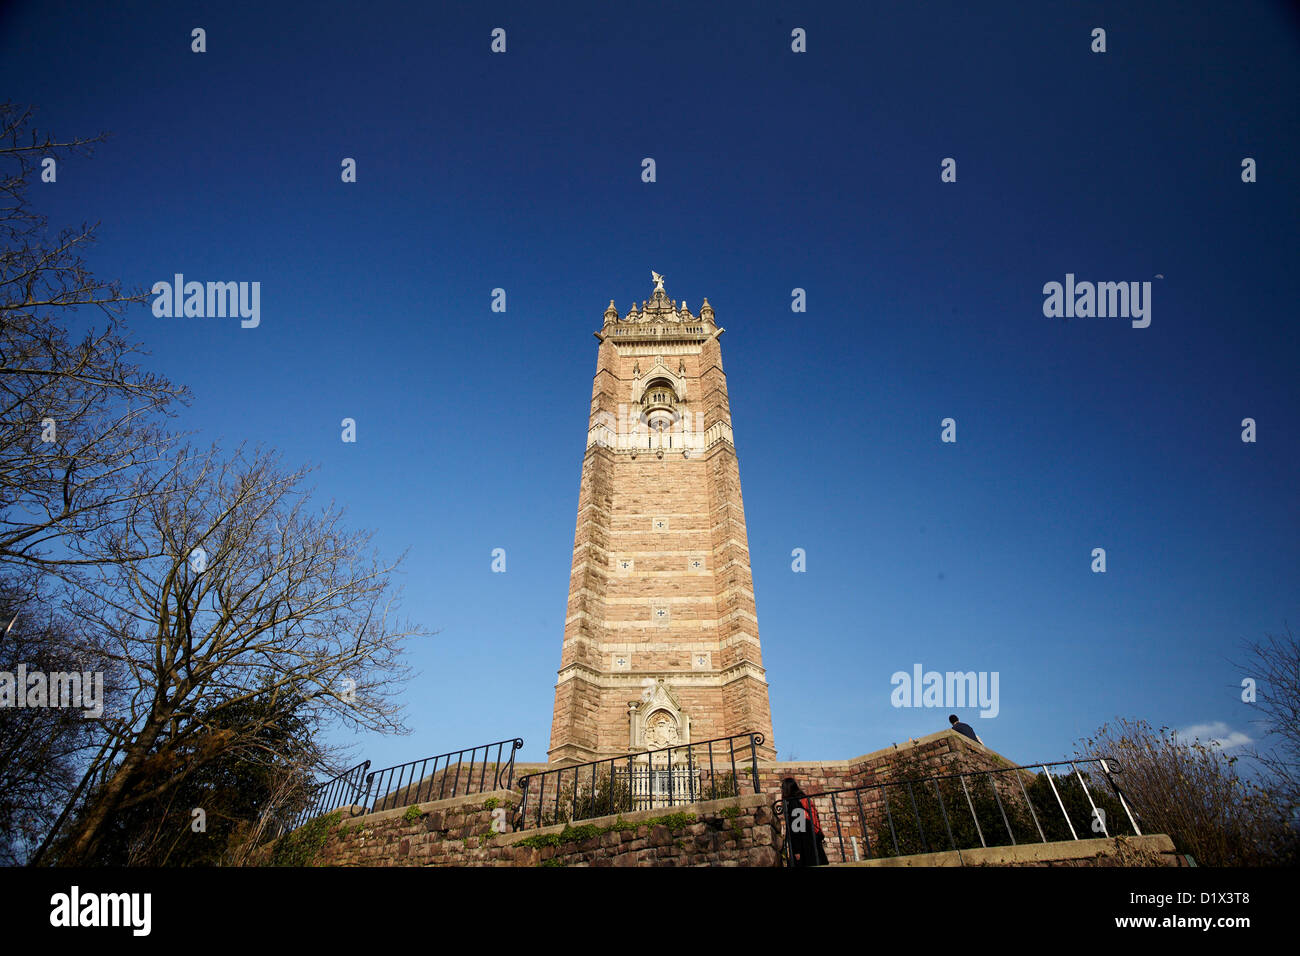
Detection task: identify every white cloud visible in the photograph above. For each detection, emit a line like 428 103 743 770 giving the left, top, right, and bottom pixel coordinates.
1175 721 1251 752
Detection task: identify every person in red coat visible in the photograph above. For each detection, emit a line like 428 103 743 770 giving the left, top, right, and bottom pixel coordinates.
781 777 829 866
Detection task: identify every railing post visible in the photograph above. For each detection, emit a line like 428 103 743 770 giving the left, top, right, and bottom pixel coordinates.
728 737 738 798
830 793 846 862
1071 761 1108 837
362 772 376 820
959 774 986 848
687 745 697 803
882 786 900 855
1098 758 1142 836
358 768 374 817
772 800 788 867
1043 765 1078 840
853 790 872 859
986 772 1015 845
1014 770 1046 843
932 779 956 850
707 740 716 800
906 781 928 853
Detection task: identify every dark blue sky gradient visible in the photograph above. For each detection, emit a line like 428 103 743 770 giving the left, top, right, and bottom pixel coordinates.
2 1 1297 770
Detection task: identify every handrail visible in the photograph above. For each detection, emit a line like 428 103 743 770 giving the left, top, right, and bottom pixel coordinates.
773 755 1141 866
287 759 372 831
517 732 765 829
365 737 524 812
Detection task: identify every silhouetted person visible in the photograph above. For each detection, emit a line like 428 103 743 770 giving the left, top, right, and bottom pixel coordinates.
781 777 829 867
949 714 983 744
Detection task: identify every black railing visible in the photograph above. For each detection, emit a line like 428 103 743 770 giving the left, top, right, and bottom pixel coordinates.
287 759 372 832
366 737 524 812
774 756 1141 866
517 732 765 829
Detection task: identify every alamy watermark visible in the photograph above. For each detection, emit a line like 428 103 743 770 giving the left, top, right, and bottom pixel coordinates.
0 665 103 717
1042 273 1151 328
151 274 260 328
890 664 999 718
50 886 150 936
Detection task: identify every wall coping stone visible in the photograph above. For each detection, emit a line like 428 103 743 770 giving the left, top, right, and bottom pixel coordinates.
760 729 994 769
835 834 1177 867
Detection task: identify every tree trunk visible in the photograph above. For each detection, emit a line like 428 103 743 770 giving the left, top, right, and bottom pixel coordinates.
59 720 164 865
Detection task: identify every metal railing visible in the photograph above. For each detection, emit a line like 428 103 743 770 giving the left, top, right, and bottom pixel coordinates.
365 737 524 812
774 756 1141 866
517 732 765 829
287 759 372 832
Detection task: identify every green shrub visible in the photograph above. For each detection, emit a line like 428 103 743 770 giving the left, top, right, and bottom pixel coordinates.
268 811 342 867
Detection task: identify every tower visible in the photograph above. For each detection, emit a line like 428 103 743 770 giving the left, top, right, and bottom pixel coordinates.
548 273 776 765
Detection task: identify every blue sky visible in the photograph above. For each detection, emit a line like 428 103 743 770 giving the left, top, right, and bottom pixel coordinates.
2 1 1297 776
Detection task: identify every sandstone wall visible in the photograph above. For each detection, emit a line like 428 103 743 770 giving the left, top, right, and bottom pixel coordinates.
263 790 780 867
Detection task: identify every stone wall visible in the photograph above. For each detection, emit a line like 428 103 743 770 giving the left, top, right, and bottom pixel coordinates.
254 730 1171 867
258 790 779 867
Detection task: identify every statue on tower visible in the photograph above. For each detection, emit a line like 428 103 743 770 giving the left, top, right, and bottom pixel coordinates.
651 271 666 293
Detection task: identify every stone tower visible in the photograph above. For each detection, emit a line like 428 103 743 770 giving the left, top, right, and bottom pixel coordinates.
548 274 776 765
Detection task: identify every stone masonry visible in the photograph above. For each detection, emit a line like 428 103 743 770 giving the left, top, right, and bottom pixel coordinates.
270 790 781 868
549 276 775 764
256 730 1177 867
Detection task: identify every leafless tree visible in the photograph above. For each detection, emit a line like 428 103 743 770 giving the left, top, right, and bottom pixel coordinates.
48 443 424 865
1236 626 1300 814
0 572 114 864
0 101 187 575
1080 717 1296 866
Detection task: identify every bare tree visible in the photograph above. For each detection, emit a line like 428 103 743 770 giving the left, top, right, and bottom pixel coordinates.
49 444 424 865
73 689 324 866
0 572 114 864
1237 626 1300 814
0 101 187 574
0 103 426 867
1080 717 1296 866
